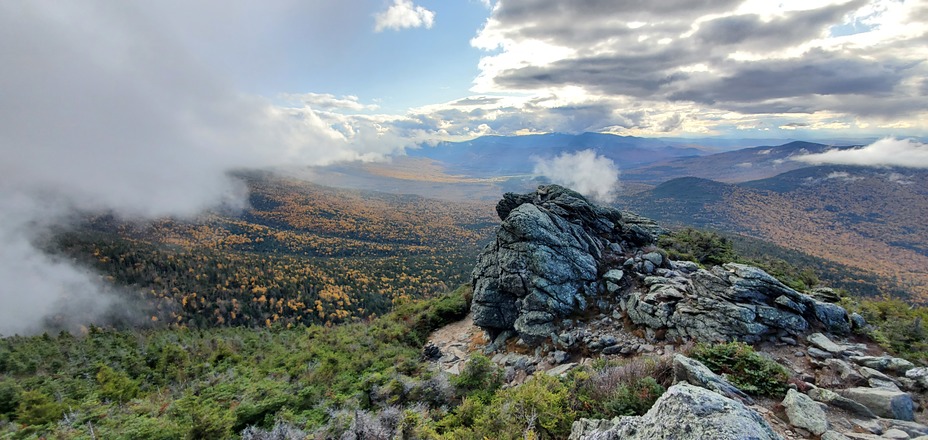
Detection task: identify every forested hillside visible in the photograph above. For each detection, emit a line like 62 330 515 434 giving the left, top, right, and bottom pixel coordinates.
46 173 497 330
619 166 928 302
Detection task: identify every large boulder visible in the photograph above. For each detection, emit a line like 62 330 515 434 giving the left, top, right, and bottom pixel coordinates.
472 185 655 342
568 383 781 440
672 354 752 404
472 185 854 345
840 387 914 421
621 263 851 342
782 389 828 435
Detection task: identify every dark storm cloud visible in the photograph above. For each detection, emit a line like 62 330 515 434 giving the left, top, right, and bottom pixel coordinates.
496 52 694 97
671 52 907 104
474 0 928 123
695 0 867 49
494 0 744 23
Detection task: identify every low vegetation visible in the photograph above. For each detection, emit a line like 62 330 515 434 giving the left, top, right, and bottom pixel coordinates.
690 342 789 397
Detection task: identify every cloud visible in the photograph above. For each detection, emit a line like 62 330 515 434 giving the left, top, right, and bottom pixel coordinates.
0 2 411 335
794 138 928 168
532 150 620 202
374 0 435 32
466 0 928 136
285 93 379 112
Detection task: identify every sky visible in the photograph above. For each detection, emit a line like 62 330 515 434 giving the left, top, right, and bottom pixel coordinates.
0 0 927 334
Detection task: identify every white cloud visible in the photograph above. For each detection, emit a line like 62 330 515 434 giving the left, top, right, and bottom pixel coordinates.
0 2 412 335
532 150 620 203
794 138 928 168
463 0 928 137
374 0 435 32
285 93 379 112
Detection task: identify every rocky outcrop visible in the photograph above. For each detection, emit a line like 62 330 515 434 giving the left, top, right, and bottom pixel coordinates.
621 263 851 342
471 185 659 342
472 185 852 345
568 383 782 440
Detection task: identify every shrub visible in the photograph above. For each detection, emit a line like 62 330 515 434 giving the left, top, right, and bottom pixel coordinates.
16 390 64 426
690 342 789 397
473 374 574 440
96 364 140 403
452 354 503 403
0 379 21 417
568 357 670 419
658 228 736 266
850 298 928 362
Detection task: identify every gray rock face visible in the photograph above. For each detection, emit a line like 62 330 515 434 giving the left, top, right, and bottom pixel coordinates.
472 185 655 341
672 354 752 404
621 263 851 343
840 387 914 421
568 383 782 440
782 389 829 435
472 185 854 345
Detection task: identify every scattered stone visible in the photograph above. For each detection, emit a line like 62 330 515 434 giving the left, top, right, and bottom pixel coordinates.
860 366 894 381
840 387 914 421
822 431 852 440
850 313 869 331
552 350 570 364
904 367 928 389
808 332 847 354
850 356 916 375
809 347 834 359
848 418 883 435
422 342 442 361
808 387 877 419
602 345 623 355
782 389 829 435
887 422 928 439
883 428 911 440
826 358 866 384
868 378 902 391
780 336 797 345
546 362 577 377
672 354 752 404
568 383 780 440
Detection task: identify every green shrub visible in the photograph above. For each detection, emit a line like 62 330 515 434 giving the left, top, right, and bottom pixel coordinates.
16 390 64 426
473 374 574 440
452 354 503 403
690 342 789 397
568 357 670 419
658 228 736 266
850 298 928 362
96 364 140 403
0 379 21 417
603 377 665 417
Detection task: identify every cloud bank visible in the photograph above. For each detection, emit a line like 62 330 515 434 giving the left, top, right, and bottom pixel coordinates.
375 0 436 32
533 150 620 202
0 3 409 335
432 0 928 138
794 138 928 168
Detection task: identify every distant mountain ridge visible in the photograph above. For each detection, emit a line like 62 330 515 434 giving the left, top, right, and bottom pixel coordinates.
619 165 928 301
621 141 860 184
408 132 707 177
